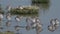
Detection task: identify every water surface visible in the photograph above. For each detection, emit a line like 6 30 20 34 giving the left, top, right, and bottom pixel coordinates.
0 0 60 34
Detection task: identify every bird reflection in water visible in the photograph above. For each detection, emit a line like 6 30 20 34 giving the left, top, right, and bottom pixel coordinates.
6 21 11 32
0 21 3 32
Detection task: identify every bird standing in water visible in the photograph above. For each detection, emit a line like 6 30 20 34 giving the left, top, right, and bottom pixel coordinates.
6 5 12 12
54 18 60 29
31 17 43 34
6 13 11 21
35 17 43 34
0 13 3 21
15 25 20 31
48 19 56 32
48 25 56 32
15 15 23 25
26 16 43 34
36 23 43 34
31 17 42 28
50 19 55 26
48 18 60 32
26 17 32 31
15 25 21 34
15 15 23 22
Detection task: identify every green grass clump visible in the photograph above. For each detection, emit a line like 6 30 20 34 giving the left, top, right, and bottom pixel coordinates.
32 0 49 4
0 31 15 34
10 6 39 15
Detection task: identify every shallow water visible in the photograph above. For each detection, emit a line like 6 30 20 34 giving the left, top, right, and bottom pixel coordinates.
0 0 60 34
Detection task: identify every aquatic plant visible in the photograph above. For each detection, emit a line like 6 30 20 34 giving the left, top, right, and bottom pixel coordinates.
32 0 50 4
9 6 39 15
31 0 50 11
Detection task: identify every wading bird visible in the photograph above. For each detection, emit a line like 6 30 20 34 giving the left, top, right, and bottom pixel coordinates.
6 5 12 12
34 17 43 34
15 25 20 31
50 19 55 26
0 13 3 21
6 13 11 21
26 17 31 31
54 18 60 29
17 5 23 9
50 18 60 30
31 17 42 28
15 15 23 22
48 25 56 32
26 16 43 34
31 18 36 23
36 23 43 34
15 25 21 34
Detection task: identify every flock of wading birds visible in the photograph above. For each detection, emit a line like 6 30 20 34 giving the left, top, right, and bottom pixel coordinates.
0 13 60 34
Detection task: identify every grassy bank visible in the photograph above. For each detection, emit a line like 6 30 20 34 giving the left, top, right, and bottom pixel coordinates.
0 31 15 34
